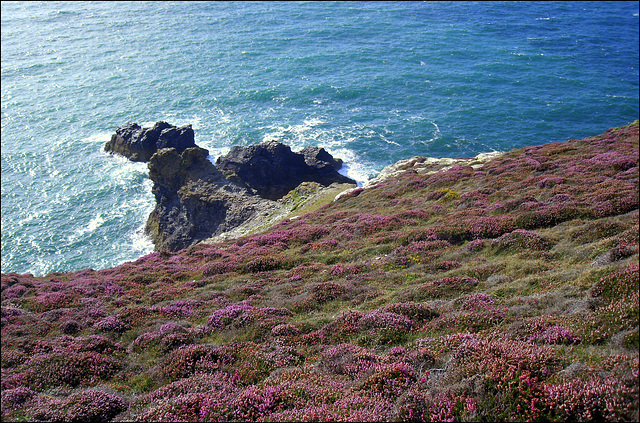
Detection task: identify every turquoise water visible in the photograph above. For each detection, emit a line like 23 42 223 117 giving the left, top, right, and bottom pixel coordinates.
2 1 638 276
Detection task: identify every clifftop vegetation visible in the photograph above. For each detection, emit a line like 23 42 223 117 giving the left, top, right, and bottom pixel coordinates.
2 121 638 422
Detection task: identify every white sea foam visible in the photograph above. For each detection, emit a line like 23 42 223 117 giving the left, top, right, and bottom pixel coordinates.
69 212 105 242
329 147 375 186
84 132 111 144
130 223 155 255
261 117 326 146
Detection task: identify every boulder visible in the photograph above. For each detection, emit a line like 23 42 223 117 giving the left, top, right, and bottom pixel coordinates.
215 141 356 200
104 121 196 162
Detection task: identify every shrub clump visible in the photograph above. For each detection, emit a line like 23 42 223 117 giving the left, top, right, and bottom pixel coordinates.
378 302 439 323
423 276 480 299
489 229 552 252
21 350 122 391
1 387 35 417
161 345 231 381
27 389 126 423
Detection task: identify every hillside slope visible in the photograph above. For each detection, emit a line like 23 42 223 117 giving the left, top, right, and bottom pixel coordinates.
2 121 638 422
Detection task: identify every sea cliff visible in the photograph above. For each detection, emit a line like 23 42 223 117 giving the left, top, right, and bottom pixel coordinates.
2 122 638 422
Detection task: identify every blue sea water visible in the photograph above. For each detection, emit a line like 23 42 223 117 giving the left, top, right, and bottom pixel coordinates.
1 1 638 276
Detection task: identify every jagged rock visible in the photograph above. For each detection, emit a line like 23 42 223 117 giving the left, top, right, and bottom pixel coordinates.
144 146 278 252
300 146 343 170
215 141 356 200
104 121 196 162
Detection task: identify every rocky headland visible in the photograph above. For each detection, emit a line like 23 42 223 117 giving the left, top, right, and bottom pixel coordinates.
104 122 357 251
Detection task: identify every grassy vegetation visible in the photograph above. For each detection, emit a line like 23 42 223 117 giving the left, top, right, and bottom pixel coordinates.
2 121 638 421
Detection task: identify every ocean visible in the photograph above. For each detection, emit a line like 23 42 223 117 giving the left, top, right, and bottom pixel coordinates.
1 1 638 276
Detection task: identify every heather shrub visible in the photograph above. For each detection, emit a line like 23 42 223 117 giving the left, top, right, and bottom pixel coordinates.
313 310 366 343
150 299 200 318
489 229 552 253
291 281 352 313
1 305 23 321
0 123 638 422
93 315 130 333
453 292 496 310
315 343 382 379
201 261 235 276
206 301 254 329
507 316 580 345
135 373 258 422
136 392 217 422
228 385 290 421
21 350 123 391
410 276 480 300
585 151 638 172
263 391 396 422
443 336 563 420
1 369 25 390
133 371 238 409
161 344 231 381
358 310 413 331
531 325 581 345
378 301 439 323
72 335 123 354
430 293 506 333
394 389 478 422
211 342 292 385
27 389 126 423
205 301 293 336
528 375 639 422
465 239 486 253
589 265 639 306
356 362 416 400
434 259 461 271
571 220 626 243
129 324 194 354
310 281 348 303
2 283 28 300
262 368 349 408
271 323 300 337
515 204 581 230
577 265 640 344
226 280 265 301
59 320 82 335
436 214 515 243
578 291 639 345
289 224 330 244
243 256 281 273
1 348 27 369
1 386 35 417
31 291 73 312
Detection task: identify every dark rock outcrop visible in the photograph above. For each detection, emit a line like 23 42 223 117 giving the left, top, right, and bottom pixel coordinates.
104 121 196 162
144 146 278 252
215 141 355 200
